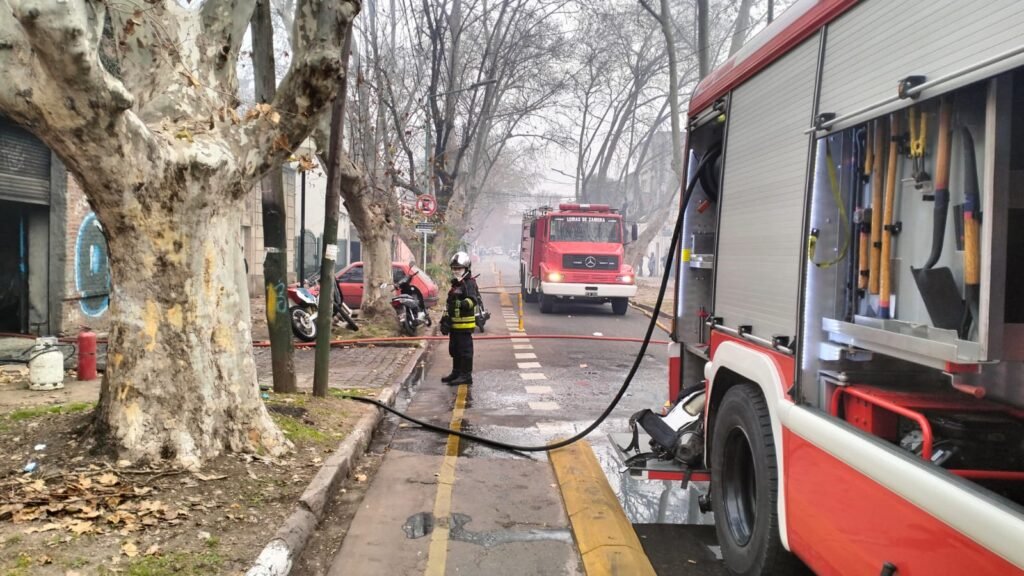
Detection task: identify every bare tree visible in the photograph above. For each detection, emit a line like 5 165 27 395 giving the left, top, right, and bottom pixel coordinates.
0 0 359 467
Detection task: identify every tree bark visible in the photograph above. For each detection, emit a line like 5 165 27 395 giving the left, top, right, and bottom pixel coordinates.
252 0 297 394
94 185 287 469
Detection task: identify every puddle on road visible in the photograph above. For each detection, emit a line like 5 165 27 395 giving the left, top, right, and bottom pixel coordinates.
402 512 572 548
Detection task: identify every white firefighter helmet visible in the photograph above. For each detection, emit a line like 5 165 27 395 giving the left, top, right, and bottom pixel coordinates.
450 251 472 269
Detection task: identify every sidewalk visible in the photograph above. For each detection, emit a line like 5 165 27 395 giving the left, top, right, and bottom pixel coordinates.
633 277 675 316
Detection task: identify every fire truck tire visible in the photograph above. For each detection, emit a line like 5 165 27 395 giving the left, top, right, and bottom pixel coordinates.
711 384 805 576
539 293 554 314
611 298 628 315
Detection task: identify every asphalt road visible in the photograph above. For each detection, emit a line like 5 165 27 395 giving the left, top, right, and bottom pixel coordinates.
325 256 723 575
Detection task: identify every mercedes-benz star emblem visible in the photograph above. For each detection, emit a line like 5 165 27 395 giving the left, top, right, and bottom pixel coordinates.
584 256 598 268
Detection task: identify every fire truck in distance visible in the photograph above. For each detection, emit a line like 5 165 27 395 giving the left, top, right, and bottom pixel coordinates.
520 203 637 315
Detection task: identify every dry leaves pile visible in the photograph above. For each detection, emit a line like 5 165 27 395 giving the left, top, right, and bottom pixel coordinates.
0 468 186 536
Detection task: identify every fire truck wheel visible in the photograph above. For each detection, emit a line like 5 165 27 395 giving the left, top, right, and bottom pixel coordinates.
539 293 554 314
711 384 804 576
611 298 628 315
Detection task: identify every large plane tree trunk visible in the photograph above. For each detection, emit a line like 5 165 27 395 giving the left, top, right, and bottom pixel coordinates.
94 185 278 467
0 0 359 467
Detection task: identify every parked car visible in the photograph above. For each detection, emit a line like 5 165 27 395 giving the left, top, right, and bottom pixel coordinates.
335 262 439 309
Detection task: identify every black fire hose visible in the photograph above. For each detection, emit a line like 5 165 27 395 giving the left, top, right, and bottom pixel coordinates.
341 158 697 454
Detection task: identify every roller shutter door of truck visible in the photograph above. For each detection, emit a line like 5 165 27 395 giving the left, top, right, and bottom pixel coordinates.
819 0 1024 126
714 38 818 342
0 118 51 206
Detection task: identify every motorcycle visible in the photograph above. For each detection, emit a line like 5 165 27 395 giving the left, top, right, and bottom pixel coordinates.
387 270 432 336
287 276 358 342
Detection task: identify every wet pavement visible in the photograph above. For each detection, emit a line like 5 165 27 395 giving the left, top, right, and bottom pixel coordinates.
324 257 723 575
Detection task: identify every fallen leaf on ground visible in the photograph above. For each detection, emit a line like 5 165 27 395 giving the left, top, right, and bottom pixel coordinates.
355 474 368 482
197 530 211 540
194 473 227 482
122 540 138 557
97 473 119 487
38 555 52 565
24 523 62 534
68 521 94 535
144 544 160 556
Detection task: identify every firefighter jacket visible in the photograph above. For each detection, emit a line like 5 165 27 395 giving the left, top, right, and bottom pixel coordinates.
445 276 480 332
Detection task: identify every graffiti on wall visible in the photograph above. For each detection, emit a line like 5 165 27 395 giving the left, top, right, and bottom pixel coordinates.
75 212 110 316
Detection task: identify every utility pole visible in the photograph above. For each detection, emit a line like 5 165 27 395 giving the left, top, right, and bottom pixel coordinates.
299 171 306 280
251 0 296 393
313 28 355 398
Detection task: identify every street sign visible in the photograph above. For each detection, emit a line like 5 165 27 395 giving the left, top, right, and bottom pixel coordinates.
416 194 437 216
415 221 435 235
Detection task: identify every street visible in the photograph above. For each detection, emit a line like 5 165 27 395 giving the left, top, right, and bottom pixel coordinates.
324 257 723 575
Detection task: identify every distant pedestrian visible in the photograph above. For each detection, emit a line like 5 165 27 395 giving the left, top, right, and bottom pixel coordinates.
648 252 656 277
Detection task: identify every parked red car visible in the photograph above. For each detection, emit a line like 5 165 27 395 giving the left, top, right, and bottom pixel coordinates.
336 262 439 309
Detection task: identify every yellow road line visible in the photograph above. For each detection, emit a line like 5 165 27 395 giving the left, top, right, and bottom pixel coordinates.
549 440 657 576
424 384 468 576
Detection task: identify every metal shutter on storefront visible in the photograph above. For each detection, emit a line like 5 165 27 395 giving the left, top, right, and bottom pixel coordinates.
714 37 819 341
819 0 1024 122
0 118 51 206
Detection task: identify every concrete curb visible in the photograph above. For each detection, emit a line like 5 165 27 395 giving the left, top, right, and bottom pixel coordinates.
246 344 430 576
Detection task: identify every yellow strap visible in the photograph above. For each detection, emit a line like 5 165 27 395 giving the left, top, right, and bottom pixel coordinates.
807 137 850 269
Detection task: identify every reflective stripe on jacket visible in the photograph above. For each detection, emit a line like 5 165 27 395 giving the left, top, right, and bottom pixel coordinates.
448 298 476 331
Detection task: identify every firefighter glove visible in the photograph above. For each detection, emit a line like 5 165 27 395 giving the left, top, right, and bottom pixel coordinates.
439 316 451 336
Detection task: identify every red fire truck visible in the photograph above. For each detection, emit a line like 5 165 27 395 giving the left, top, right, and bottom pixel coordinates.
520 203 638 315
623 1 1024 574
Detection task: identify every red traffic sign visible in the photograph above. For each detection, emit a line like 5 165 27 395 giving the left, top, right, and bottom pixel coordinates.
416 194 437 216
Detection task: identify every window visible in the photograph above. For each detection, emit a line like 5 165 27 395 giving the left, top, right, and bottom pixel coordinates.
392 266 406 283
339 265 363 283
549 216 622 243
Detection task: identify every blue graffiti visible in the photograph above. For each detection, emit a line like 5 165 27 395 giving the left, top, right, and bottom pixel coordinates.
74 212 110 317
275 281 287 314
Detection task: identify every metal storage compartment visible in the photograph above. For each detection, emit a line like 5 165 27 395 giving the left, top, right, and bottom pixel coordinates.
713 37 819 341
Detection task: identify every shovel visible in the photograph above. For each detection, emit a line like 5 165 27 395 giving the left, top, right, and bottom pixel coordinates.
912 98 966 330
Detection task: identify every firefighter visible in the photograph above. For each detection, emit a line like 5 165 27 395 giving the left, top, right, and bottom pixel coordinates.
440 251 480 385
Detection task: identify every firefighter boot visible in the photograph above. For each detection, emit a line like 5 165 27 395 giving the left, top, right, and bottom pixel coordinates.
450 358 473 386
441 358 460 383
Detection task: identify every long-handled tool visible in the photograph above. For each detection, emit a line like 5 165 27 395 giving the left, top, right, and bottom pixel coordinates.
868 118 885 296
858 125 873 291
879 113 901 319
961 126 982 339
911 97 965 330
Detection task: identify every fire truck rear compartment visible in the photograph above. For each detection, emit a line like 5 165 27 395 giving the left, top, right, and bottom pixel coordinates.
801 72 1024 507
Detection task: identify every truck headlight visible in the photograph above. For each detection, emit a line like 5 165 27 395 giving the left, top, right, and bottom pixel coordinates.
619 275 633 283
547 272 563 282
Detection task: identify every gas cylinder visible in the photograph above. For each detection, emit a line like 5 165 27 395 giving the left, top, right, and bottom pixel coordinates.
78 330 97 381
28 337 64 391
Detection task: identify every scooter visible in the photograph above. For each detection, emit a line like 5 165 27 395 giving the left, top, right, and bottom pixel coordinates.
287 276 358 342
388 270 431 336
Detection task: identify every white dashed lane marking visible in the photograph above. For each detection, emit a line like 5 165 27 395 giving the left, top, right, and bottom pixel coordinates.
513 344 533 350
528 401 560 411
525 386 552 394
517 362 542 369
520 372 547 381
515 353 537 360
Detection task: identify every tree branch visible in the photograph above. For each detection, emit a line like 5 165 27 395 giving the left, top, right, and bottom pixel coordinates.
200 0 258 88
234 0 360 178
